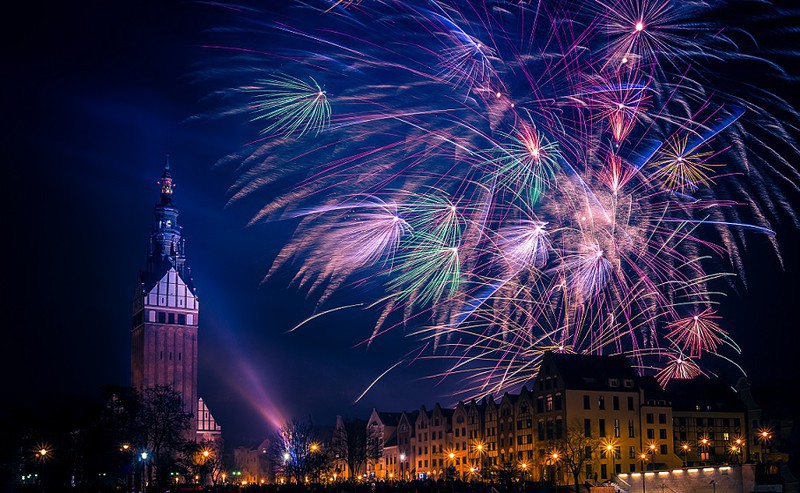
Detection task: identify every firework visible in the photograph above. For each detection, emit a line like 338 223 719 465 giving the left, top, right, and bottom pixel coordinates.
205 0 799 396
246 74 330 138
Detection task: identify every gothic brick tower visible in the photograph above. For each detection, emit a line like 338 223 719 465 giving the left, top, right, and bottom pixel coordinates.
131 159 220 440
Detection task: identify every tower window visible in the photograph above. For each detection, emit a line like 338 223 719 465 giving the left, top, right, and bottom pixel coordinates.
158 312 166 323
168 313 175 324
178 314 186 325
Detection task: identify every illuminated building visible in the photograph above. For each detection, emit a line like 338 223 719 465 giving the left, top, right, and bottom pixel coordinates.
131 159 221 440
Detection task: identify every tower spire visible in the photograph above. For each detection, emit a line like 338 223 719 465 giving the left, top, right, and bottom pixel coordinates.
159 154 174 205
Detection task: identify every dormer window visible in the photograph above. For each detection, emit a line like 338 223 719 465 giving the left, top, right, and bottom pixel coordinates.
623 379 634 388
609 378 619 387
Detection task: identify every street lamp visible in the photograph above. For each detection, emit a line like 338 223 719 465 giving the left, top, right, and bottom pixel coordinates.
400 453 406 480
733 437 744 464
681 443 691 468
639 453 648 493
35 445 51 487
140 451 150 493
699 436 710 464
757 428 772 463
645 442 658 471
602 439 618 480
550 451 561 493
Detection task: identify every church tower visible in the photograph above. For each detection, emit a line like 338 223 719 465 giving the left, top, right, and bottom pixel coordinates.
131 159 221 440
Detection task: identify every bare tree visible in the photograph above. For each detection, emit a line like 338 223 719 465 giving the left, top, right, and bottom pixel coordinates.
554 422 602 493
331 418 382 479
269 418 330 484
134 385 193 487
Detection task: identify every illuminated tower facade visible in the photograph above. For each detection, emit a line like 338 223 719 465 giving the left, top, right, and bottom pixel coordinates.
131 160 221 440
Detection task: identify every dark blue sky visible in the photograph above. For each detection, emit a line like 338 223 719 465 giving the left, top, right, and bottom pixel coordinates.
3 0 799 443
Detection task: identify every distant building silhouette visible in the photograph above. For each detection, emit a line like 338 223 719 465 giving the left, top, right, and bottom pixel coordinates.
131 158 221 440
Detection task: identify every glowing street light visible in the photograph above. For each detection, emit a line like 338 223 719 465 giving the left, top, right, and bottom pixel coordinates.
699 435 711 463
639 453 649 493
550 450 562 493
681 443 691 467
602 439 618 480
758 428 772 463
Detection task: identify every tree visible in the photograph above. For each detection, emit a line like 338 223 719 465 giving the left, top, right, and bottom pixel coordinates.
554 422 602 493
269 418 330 484
331 418 383 479
134 385 193 487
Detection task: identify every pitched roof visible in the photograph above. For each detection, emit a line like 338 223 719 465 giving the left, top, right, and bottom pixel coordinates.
663 377 745 412
542 352 639 391
376 411 403 427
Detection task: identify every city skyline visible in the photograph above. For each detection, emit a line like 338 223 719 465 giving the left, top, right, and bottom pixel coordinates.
4 0 800 445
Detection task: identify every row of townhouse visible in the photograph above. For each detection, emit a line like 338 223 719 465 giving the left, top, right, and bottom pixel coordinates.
365 351 758 484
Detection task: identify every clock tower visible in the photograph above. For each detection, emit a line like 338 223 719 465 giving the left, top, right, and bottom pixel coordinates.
131 158 220 440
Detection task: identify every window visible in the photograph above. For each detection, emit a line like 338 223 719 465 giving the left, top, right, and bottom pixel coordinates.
554 394 562 410
177 313 186 325
556 419 563 439
609 378 619 387
546 395 553 412
614 419 620 438
623 379 634 388
613 396 620 410
599 396 606 410
659 414 667 424
537 398 544 413
168 313 175 324
585 419 592 437
628 420 636 438
660 445 668 454
628 396 634 411
158 311 166 323
646 413 654 424
586 464 593 478
659 429 667 439
601 464 608 479
599 419 606 437
629 447 636 459
584 395 591 410
614 447 621 459
538 421 545 440
647 428 654 439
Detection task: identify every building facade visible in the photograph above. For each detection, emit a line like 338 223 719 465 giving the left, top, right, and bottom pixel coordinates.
364 351 746 487
131 160 221 440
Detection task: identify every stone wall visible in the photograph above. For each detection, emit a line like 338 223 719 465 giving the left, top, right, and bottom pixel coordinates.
615 465 756 493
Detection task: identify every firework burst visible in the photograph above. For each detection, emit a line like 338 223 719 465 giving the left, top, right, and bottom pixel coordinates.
204 0 799 396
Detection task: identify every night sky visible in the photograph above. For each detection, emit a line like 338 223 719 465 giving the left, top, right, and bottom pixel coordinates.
4 0 799 444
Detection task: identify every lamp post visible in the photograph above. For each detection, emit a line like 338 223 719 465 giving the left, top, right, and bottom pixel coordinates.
639 453 649 493
733 437 744 465
603 441 617 480
551 451 561 493
699 437 710 465
35 446 50 487
400 453 406 481
140 452 149 493
758 429 772 464
681 443 690 468
475 443 484 479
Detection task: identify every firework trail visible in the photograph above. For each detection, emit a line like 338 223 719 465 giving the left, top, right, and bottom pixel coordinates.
203 0 799 398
